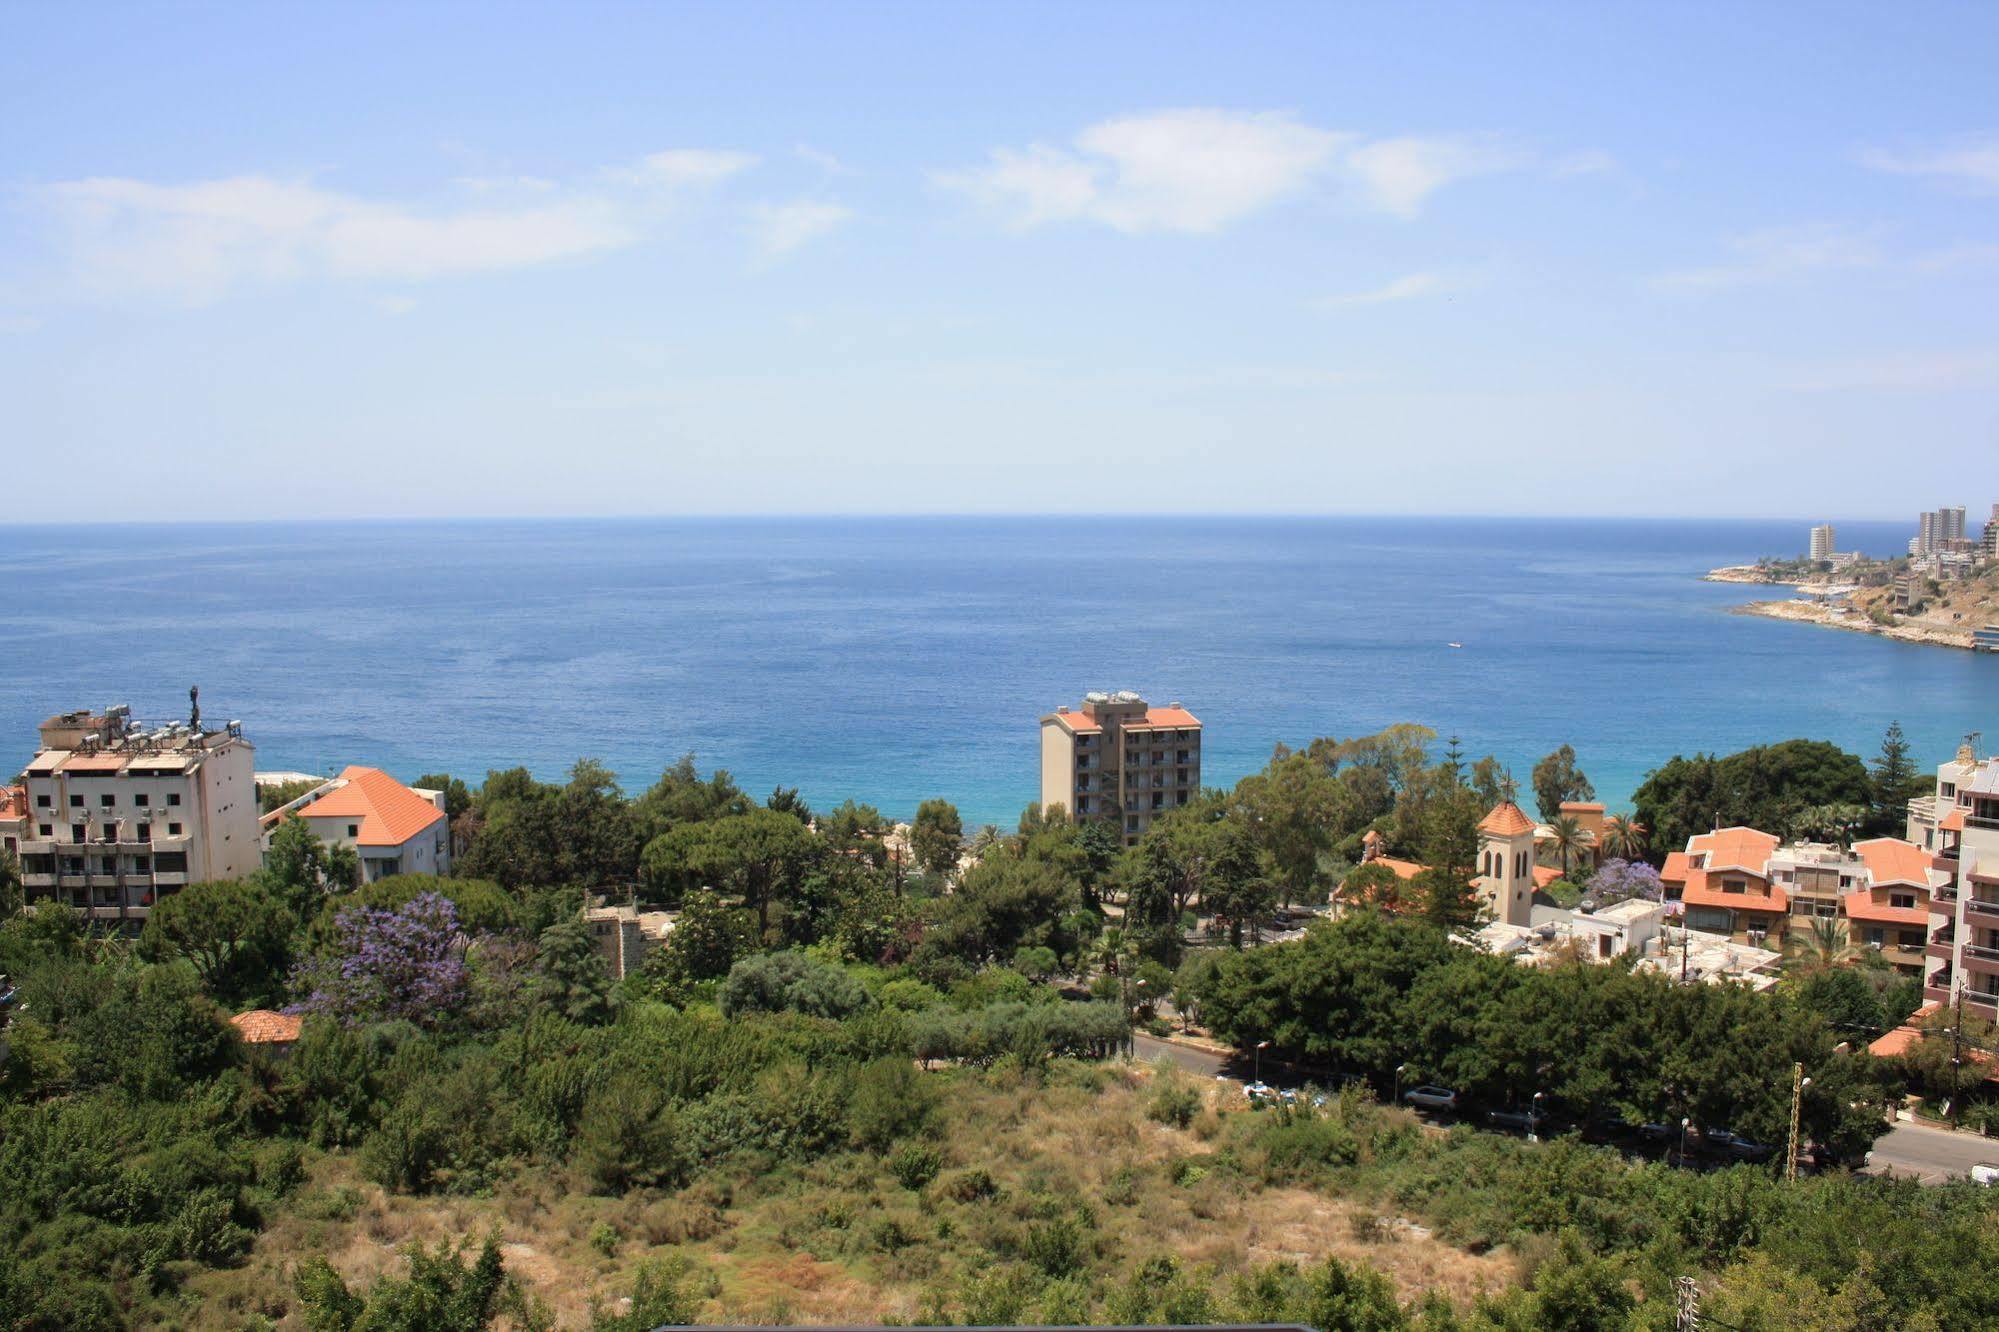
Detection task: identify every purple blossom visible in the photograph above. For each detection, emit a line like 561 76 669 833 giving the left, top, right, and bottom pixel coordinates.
1583 858 1664 909
290 891 468 1027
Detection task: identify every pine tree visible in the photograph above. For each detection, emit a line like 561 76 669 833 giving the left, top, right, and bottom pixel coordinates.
1871 721 1920 833
533 918 617 1025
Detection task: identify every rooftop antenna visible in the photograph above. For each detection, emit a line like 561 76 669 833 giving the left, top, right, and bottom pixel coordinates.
188 685 200 731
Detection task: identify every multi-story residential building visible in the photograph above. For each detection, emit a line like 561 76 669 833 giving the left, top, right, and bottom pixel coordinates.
0 785 26 859
1809 523 1836 562
13 703 259 925
1671 827 1786 945
260 764 451 882
1943 506 1968 544
1661 825 1941 970
1909 745 1999 1017
1039 691 1200 844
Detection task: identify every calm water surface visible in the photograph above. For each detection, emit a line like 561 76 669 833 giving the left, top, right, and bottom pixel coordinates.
1 517 1992 828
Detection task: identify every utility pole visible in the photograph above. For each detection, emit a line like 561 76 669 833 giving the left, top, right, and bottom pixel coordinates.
1786 1061 1806 1182
1951 985 1966 1124
1676 1274 1700 1331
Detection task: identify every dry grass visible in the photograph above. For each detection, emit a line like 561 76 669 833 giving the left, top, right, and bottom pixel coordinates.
180 1062 1516 1328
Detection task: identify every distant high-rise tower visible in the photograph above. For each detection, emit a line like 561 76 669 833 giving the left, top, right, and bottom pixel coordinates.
1040 692 1200 845
1943 506 1967 544
1915 510 1942 556
1809 524 1836 562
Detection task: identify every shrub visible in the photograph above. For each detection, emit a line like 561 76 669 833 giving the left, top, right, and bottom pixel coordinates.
1147 1080 1202 1129
889 1142 943 1190
573 1071 689 1193
848 1056 937 1151
939 1167 1000 1203
718 952 871 1020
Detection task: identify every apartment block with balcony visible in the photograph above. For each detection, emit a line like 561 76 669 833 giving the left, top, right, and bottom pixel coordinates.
1912 745 1999 1016
13 703 259 926
1040 691 1201 845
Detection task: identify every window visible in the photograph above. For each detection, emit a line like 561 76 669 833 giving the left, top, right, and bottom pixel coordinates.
1891 892 1915 910
166 793 181 806
99 793 115 808
69 794 83 807
137 823 150 842
35 793 50 808
135 793 149 807
347 824 359 838
132 856 150 874
38 824 51 838
1076 795 1091 813
167 822 183 836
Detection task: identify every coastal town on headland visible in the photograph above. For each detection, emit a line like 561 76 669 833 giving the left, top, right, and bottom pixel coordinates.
1708 502 1999 652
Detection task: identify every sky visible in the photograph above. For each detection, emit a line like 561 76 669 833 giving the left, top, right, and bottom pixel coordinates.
2 2 1996 521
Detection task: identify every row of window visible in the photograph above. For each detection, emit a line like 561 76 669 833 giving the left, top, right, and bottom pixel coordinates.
33 821 184 840
35 790 182 809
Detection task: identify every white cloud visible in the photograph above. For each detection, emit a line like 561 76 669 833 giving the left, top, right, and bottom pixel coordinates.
1791 347 1999 392
31 149 758 302
939 111 1583 232
936 109 1351 233
1654 223 1882 290
1321 271 1449 307
795 145 854 176
1860 134 1999 193
1343 135 1522 218
750 199 853 255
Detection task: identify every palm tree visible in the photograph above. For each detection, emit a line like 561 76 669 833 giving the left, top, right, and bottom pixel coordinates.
1544 814 1588 881
1784 916 1859 976
1601 815 1647 862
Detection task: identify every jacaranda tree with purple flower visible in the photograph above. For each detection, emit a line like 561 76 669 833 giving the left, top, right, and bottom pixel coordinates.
291 892 468 1027
1582 858 1664 909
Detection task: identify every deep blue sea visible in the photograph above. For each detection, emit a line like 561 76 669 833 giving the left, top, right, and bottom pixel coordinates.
0 517 1992 829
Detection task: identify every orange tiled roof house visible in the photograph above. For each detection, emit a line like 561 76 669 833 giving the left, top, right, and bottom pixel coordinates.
259 766 451 884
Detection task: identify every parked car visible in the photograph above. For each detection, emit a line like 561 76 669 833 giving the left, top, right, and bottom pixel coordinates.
1971 1163 1999 1186
1485 1106 1546 1134
1703 1128 1775 1163
1401 1085 1458 1113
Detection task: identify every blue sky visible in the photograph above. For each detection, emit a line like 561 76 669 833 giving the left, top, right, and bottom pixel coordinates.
3 3 1995 520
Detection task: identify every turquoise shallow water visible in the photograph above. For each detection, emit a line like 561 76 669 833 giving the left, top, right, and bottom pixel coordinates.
0 516 1992 829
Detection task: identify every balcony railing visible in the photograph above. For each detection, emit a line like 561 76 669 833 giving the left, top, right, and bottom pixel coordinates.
1967 898 1999 919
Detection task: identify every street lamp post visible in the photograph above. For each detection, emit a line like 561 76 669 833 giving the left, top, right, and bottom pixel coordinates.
1394 1062 1409 1106
1530 1090 1546 1143
1254 1039 1271 1084
1678 1116 1692 1168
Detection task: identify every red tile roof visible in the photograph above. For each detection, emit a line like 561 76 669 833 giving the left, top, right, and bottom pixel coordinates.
1853 838 1935 889
0 785 25 820
1533 865 1564 889
1373 856 1429 882
231 1010 304 1044
1558 802 1606 813
1680 868 1789 914
1045 710 1102 734
1660 850 1692 886
1941 806 1966 832
1128 707 1201 729
290 766 445 847
1478 802 1537 837
1686 827 1780 876
1841 890 1929 927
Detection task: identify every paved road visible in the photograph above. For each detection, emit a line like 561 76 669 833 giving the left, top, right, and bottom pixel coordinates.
1134 1034 1995 1187
1865 1120 1999 1184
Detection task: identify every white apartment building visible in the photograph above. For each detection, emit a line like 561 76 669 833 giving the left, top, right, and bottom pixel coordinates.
1908 743 1999 1018
261 765 451 882
14 704 259 924
1809 523 1836 561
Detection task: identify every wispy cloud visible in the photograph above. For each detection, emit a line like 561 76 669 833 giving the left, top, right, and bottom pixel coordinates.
1343 135 1523 218
795 145 854 177
1791 347 1999 392
751 199 853 255
936 109 1350 234
1321 271 1450 307
29 149 759 303
1653 223 1882 290
1860 134 1999 193
938 110 1590 233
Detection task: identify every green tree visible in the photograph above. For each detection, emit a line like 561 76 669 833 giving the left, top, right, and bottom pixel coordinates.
411 773 473 821
1599 813 1647 861
1232 749 1349 905
265 814 359 905
1869 721 1926 834
140 878 296 1006
640 887 755 987
633 753 752 839
1531 744 1596 823
910 798 965 877
1542 813 1589 881
1338 861 1414 914
640 807 815 937
294 1235 513 1332
533 918 617 1024
764 785 813 825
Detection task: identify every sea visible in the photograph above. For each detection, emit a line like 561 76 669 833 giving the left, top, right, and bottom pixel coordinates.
0 516 1993 830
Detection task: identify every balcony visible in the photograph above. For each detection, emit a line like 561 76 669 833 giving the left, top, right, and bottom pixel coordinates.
1966 898 1999 919
1961 949 1999 975
1928 936 1958 960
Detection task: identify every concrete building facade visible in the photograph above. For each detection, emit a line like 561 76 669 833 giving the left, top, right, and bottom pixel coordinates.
1809 523 1836 561
13 704 259 924
1910 746 1999 1018
1039 691 1200 844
